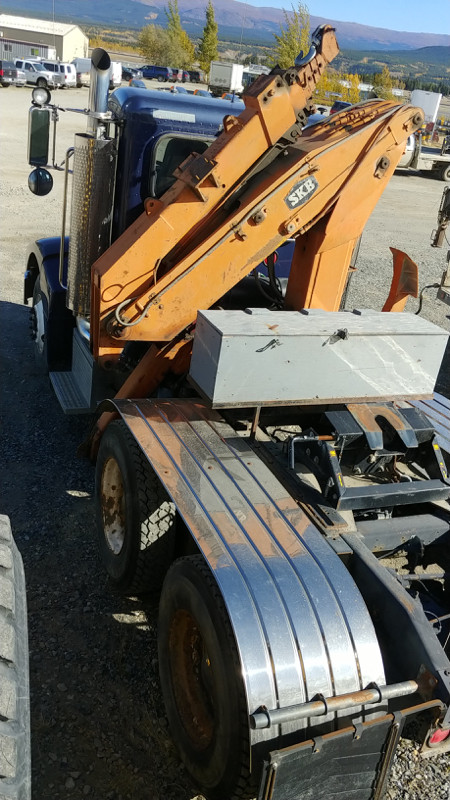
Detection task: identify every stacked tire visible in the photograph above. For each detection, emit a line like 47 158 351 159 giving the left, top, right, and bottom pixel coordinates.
0 515 30 800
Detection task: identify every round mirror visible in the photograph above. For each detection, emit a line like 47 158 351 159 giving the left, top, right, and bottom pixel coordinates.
28 167 53 196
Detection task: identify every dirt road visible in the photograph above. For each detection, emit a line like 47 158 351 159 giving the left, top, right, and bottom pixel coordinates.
1 84 449 800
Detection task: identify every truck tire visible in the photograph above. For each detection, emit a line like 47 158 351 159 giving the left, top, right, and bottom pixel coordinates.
158 556 256 800
36 78 47 89
440 163 450 183
0 516 31 800
95 419 176 594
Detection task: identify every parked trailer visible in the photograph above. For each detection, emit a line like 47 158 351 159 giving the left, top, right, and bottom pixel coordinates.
23 33 450 799
208 60 244 96
398 132 450 182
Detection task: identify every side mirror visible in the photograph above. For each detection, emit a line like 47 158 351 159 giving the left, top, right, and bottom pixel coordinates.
28 106 50 166
28 167 53 196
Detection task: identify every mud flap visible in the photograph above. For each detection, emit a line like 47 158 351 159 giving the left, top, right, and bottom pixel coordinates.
257 702 440 800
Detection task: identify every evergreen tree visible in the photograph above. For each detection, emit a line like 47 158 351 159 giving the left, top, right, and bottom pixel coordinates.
197 0 219 76
271 2 310 69
164 0 196 68
165 0 183 40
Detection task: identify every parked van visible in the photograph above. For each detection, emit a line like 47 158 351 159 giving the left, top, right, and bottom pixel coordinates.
72 57 91 87
71 57 121 89
41 60 76 88
14 59 59 89
141 65 177 82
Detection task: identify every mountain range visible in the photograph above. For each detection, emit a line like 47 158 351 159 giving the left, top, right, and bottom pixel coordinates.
3 0 450 51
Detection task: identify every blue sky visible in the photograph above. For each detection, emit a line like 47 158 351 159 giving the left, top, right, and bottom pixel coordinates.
247 0 450 35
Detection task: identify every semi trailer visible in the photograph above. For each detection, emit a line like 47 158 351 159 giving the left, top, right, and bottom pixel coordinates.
23 28 450 800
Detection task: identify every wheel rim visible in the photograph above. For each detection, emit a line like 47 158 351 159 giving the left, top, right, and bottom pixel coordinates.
169 608 215 751
101 456 126 554
32 297 46 354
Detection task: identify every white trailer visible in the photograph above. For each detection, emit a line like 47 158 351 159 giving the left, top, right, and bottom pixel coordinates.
398 132 450 182
208 60 244 96
410 89 442 124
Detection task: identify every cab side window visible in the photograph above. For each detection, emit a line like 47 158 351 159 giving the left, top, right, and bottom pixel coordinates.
152 136 212 197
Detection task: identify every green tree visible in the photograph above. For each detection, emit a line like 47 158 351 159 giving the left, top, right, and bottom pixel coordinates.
164 0 196 68
372 65 394 100
179 30 196 68
165 0 183 39
138 25 174 65
197 0 219 75
271 2 310 69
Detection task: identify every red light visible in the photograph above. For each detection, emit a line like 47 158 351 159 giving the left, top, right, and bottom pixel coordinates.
428 727 450 746
0 69 3 77
263 252 278 266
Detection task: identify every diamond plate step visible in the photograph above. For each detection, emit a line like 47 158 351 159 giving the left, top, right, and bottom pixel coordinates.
49 329 103 414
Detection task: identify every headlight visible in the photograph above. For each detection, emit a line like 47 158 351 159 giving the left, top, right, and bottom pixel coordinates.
32 86 52 106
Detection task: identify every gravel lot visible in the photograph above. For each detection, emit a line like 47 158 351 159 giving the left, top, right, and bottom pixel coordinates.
1 84 449 800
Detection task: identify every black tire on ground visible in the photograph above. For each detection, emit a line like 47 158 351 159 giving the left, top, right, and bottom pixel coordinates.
440 163 450 183
36 78 47 88
157 76 164 82
95 419 176 594
158 556 256 800
0 515 31 800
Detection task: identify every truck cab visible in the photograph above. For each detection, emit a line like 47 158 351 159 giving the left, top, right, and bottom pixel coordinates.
108 87 245 237
24 84 246 399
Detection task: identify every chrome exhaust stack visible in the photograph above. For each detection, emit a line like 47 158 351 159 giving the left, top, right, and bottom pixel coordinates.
87 48 112 136
67 48 117 317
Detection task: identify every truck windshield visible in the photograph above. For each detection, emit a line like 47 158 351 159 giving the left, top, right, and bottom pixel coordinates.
153 135 212 197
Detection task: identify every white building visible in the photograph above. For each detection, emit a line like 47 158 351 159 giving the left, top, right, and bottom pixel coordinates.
0 14 88 62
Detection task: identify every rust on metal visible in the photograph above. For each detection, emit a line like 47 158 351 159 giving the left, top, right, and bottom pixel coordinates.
169 608 214 750
347 403 411 434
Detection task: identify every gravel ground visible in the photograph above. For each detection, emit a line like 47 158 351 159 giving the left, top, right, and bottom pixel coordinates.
1 84 450 799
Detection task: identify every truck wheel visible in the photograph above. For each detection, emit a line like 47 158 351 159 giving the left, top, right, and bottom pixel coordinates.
158 556 255 800
36 78 47 88
440 164 450 182
30 276 49 371
0 516 31 800
95 419 176 594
